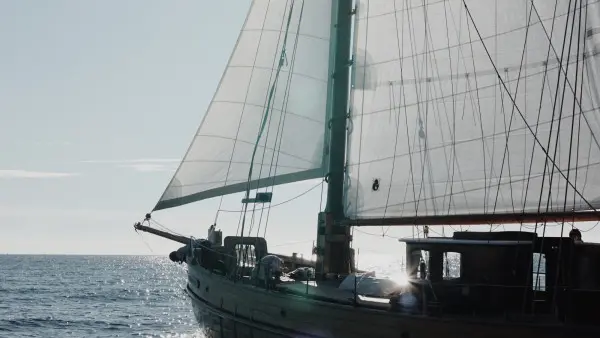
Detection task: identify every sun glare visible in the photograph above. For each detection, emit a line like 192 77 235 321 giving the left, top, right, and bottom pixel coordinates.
390 271 410 286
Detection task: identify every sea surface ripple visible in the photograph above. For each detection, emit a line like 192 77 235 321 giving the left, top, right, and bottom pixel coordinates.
0 255 204 338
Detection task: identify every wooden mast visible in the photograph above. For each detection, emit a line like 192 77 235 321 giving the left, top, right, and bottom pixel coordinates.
315 0 354 278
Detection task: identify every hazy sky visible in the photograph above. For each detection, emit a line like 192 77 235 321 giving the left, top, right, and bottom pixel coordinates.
0 0 397 258
2 1 599 260
0 0 252 254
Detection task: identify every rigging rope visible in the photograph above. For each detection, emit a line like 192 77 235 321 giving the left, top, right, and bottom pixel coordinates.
217 180 323 214
391 0 427 239
552 0 587 309
236 0 302 272
214 0 274 227
573 0 590 219
352 0 370 225
136 232 155 254
462 0 597 212
245 0 292 241
256 0 305 240
238 0 297 236
526 0 572 311
534 0 578 302
490 1 535 225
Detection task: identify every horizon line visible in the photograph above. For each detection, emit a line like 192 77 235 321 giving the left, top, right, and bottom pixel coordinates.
0 253 167 256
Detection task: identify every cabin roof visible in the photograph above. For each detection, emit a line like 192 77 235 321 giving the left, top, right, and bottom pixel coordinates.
576 241 600 247
399 238 533 246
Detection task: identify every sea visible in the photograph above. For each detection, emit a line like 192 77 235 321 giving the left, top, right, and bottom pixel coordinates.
0 255 205 338
0 254 412 338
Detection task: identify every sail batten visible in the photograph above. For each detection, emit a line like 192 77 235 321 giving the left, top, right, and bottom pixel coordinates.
345 0 600 220
154 0 333 211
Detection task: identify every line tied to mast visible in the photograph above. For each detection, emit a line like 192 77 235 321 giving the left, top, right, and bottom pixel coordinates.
237 0 304 251
243 0 299 198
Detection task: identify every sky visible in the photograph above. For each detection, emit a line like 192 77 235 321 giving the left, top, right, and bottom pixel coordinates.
0 0 401 259
0 0 253 254
1 0 599 260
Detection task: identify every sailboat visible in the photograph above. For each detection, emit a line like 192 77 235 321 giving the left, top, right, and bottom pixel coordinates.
134 0 600 337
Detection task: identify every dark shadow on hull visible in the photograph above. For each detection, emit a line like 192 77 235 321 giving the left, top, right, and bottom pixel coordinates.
188 285 326 338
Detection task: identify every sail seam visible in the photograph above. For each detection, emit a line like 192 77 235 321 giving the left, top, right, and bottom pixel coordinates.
355 160 600 215
344 112 599 167
208 100 325 124
353 61 581 117
192 135 318 164
242 28 327 41
226 65 328 83
357 0 447 21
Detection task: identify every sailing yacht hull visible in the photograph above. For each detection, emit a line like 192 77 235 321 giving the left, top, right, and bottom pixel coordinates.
185 262 598 338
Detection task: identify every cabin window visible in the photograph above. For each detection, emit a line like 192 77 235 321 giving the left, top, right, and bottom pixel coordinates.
410 250 429 279
532 253 546 291
443 252 461 279
235 244 256 267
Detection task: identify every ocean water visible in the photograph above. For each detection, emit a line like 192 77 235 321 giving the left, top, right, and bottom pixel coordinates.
0 255 204 338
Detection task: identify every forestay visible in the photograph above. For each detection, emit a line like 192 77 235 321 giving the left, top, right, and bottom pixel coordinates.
155 0 333 211
345 0 600 219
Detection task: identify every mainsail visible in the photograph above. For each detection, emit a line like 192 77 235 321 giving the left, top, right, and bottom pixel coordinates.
345 0 600 219
155 0 333 211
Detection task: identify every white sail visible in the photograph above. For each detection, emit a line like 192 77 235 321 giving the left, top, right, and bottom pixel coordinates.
345 0 600 219
155 0 333 211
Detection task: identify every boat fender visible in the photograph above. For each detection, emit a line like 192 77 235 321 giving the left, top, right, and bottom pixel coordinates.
169 250 186 264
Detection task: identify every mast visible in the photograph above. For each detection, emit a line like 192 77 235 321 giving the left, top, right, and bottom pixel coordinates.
316 0 354 278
